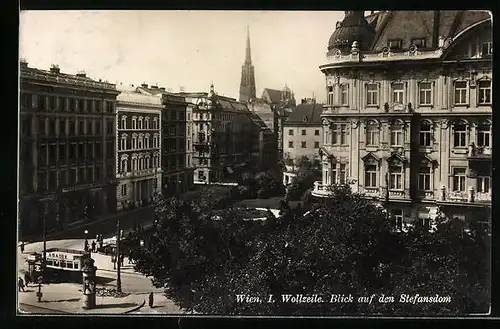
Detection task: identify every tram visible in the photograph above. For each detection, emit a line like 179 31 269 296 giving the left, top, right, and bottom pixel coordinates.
26 248 88 283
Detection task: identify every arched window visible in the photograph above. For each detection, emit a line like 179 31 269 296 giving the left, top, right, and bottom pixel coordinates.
419 121 433 147
132 134 137 149
121 115 127 129
121 134 128 150
477 121 491 148
152 134 157 148
145 117 150 129
145 155 150 169
120 156 128 173
145 134 150 148
453 121 468 148
138 116 143 129
132 116 137 129
131 154 138 171
153 117 158 129
138 134 144 149
365 121 379 146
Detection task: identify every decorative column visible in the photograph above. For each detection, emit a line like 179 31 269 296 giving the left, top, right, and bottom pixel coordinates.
81 255 97 310
440 185 446 201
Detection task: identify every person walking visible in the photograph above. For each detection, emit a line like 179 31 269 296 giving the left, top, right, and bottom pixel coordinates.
84 240 89 253
112 255 116 270
148 292 154 308
91 241 96 253
120 254 124 267
18 277 25 292
20 242 25 254
24 272 31 287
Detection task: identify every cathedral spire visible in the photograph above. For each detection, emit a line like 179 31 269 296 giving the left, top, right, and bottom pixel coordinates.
245 24 252 63
239 24 256 103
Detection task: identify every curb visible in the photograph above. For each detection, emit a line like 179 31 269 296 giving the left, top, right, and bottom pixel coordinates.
19 302 72 314
97 268 143 276
124 299 145 314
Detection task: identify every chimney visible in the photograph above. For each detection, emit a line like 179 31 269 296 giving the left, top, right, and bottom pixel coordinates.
159 87 166 91
50 64 60 74
151 85 158 89
20 58 28 68
76 70 86 77
141 83 148 88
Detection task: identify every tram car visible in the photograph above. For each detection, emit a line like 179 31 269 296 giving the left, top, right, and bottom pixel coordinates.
26 248 88 283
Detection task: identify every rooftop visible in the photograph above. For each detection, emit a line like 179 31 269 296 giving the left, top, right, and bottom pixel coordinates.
284 103 324 125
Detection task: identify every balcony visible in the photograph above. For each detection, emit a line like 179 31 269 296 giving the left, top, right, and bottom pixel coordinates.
438 186 491 205
311 181 335 197
467 146 492 161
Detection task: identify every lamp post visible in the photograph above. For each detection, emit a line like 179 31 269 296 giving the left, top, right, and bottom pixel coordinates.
116 219 122 293
84 229 89 252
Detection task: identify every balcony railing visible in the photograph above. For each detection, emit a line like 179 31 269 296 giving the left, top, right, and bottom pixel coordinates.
439 186 491 204
311 181 335 197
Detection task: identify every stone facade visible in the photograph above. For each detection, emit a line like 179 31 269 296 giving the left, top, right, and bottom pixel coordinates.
115 87 163 210
19 62 119 237
313 11 492 227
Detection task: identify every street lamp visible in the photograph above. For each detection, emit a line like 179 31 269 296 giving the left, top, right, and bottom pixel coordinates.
84 230 89 252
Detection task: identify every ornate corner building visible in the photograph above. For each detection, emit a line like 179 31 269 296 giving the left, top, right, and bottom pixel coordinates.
19 62 119 237
183 84 253 184
115 86 163 210
312 11 492 226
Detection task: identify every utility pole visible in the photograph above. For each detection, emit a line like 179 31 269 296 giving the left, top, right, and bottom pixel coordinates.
116 219 122 293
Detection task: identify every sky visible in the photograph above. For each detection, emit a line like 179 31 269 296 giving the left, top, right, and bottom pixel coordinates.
19 11 345 103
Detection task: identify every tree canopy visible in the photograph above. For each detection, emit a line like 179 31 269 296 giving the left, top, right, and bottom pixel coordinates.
129 186 490 316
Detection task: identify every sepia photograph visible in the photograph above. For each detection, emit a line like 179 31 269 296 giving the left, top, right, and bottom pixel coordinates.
17 10 492 317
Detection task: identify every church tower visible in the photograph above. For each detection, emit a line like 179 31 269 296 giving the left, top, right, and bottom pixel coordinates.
239 25 256 103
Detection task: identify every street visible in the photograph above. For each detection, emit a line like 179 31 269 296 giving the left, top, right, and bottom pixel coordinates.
27 206 155 243
19 303 68 314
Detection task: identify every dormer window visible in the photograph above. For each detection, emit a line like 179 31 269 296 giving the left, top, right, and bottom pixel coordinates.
411 38 426 48
388 39 402 50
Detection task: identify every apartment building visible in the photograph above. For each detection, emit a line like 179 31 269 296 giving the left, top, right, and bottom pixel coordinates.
312 10 492 227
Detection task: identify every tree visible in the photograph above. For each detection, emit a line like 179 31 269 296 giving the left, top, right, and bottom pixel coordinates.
130 185 490 316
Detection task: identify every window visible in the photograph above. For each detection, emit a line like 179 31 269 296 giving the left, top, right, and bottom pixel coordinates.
86 142 93 160
138 117 143 129
39 144 47 166
392 83 404 104
78 167 85 184
95 142 101 159
327 86 334 105
314 141 320 148
332 123 347 145
121 184 127 196
198 170 205 180
419 121 432 147
314 129 320 136
418 167 431 191
478 80 491 105
389 165 403 190
366 84 378 106
38 118 46 135
59 144 66 161
87 121 93 135
365 165 377 188
132 117 137 129
411 38 426 48
49 96 56 110
482 42 492 56
477 176 490 193
390 125 403 147
393 209 403 231
388 39 402 49
107 119 114 135
48 144 56 164
477 123 491 148
60 119 66 135
288 141 294 148
86 167 92 182
364 122 378 147
153 117 158 129
68 120 75 136
132 135 137 149
37 173 46 192
418 82 432 106
78 120 84 135
86 100 93 112
288 129 294 136
339 164 346 184
95 166 100 181
95 121 101 135
95 101 102 113
340 84 348 106
452 168 466 192
453 122 467 147
301 130 306 136
145 117 150 129
78 99 85 112
69 143 76 162
121 158 127 172
301 141 306 148
454 81 468 105
145 135 150 148
121 116 127 129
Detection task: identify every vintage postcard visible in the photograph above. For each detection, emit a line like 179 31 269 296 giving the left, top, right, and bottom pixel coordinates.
18 10 492 317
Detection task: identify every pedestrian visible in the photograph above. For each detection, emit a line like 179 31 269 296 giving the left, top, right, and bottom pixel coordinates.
112 255 116 270
18 277 25 292
24 272 31 287
148 292 154 308
84 240 89 252
128 251 133 264
20 242 25 253
91 241 96 253
120 254 124 267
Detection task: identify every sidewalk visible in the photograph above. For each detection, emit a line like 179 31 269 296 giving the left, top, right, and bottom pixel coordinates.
130 292 186 314
18 282 145 314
